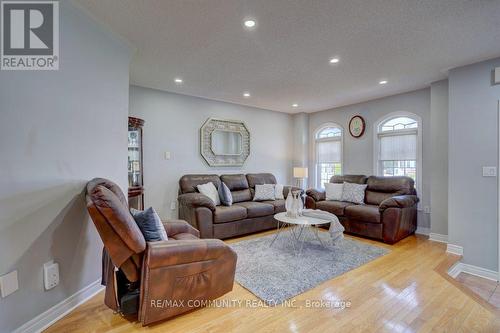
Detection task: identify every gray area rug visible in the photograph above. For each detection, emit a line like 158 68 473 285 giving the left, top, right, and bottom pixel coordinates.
229 230 389 304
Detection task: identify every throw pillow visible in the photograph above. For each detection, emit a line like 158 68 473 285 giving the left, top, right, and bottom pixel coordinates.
197 182 221 206
218 182 233 206
274 184 284 200
341 182 367 204
253 184 276 201
130 207 168 241
325 183 343 201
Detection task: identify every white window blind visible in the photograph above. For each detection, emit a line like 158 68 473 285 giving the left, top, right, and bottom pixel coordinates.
379 134 416 160
317 140 341 163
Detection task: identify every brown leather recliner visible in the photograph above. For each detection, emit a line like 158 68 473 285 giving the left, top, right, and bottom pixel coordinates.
306 175 419 244
85 178 237 326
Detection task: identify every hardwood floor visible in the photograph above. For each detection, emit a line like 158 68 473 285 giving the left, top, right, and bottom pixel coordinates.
45 231 500 333
456 272 500 308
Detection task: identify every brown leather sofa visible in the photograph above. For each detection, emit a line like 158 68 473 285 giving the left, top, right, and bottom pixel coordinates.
178 173 298 239
305 175 419 244
86 178 237 326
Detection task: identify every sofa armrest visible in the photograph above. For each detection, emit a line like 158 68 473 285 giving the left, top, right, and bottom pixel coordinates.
178 193 216 212
162 220 200 238
305 188 326 202
145 239 234 269
379 195 419 211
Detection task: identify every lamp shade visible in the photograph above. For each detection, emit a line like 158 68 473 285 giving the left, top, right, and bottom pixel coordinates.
293 167 308 178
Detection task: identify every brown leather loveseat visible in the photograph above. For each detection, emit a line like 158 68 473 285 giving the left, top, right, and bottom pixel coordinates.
305 175 419 244
86 178 237 325
178 173 298 239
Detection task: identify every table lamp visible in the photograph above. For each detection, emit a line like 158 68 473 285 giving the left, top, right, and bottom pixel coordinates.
293 167 308 189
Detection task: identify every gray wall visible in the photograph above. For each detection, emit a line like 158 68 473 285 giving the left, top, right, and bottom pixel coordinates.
0 2 131 332
430 80 449 236
308 89 431 228
292 113 310 188
448 58 500 271
129 86 293 219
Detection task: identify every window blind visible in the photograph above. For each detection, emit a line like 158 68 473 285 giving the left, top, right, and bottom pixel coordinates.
317 140 341 163
380 134 416 160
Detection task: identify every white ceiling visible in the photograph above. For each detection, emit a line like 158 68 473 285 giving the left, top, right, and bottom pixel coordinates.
76 0 500 114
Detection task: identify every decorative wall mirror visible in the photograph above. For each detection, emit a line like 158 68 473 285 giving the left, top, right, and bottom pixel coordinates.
200 118 250 166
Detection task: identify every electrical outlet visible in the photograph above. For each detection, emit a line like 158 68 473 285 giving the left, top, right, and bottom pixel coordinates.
424 206 431 214
170 201 176 210
43 261 59 290
0 270 19 298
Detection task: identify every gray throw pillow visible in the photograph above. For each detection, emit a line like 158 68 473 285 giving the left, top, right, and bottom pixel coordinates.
130 207 168 241
218 182 233 206
340 182 367 204
253 184 276 201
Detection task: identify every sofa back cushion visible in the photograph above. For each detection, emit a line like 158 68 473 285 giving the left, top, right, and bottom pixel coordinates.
365 176 416 205
330 175 367 184
246 173 277 188
179 174 221 194
220 174 252 203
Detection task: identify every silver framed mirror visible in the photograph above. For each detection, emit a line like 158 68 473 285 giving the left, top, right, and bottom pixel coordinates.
200 118 250 166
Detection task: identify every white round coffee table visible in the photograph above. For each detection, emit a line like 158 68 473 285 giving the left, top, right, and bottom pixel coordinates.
271 212 331 253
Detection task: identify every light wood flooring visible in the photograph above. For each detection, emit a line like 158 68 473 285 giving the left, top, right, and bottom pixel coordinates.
45 231 500 333
456 272 500 309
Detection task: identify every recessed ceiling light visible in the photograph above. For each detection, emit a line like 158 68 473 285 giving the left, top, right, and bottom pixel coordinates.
243 92 251 98
292 103 299 108
329 57 339 64
379 80 388 85
174 78 183 84
244 19 256 28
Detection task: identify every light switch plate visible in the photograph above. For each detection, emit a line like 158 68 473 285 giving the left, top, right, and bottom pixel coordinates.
482 166 497 177
0 270 19 298
164 151 171 160
495 67 500 84
170 201 176 210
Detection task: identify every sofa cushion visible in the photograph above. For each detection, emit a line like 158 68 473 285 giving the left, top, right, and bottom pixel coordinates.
246 173 277 188
231 189 252 203
214 205 247 223
179 174 221 194
263 199 286 213
344 205 381 224
316 200 353 216
234 201 274 218
365 176 416 205
331 175 367 184
220 174 249 191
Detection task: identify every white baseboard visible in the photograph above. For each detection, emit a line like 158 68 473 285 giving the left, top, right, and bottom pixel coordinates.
415 227 430 236
446 243 464 256
429 233 448 243
448 262 499 282
13 279 103 333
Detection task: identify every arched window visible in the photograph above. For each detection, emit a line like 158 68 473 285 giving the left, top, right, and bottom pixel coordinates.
314 124 343 188
374 113 422 193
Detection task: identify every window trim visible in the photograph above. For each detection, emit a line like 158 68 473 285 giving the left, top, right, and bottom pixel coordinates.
313 123 344 188
373 112 422 207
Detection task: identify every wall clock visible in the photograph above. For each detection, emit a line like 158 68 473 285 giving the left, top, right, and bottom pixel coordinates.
349 115 365 138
